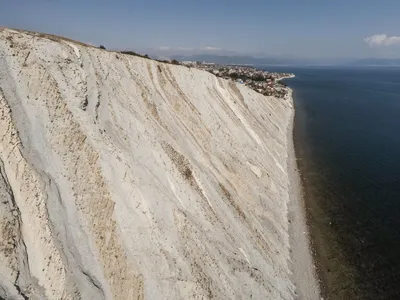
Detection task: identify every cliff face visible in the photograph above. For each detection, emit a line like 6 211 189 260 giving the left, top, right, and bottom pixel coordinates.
0 28 295 300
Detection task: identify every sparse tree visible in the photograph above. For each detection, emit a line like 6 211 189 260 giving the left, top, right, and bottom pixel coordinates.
252 74 265 81
99 45 106 50
229 72 239 80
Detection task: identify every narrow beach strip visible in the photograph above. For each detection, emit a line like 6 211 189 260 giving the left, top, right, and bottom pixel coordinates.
287 88 321 299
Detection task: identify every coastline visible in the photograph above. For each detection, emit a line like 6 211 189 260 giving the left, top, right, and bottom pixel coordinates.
277 74 296 81
286 88 321 299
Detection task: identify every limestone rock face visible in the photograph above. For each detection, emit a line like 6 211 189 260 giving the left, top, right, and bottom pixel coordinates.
0 28 295 299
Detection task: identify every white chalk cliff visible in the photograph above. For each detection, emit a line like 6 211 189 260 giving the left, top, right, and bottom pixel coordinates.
0 28 303 299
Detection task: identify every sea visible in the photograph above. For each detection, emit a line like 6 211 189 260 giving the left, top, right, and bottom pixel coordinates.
264 66 400 300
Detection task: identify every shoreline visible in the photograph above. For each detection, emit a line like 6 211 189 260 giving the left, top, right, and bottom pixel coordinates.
286 88 321 299
277 74 296 81
289 82 358 299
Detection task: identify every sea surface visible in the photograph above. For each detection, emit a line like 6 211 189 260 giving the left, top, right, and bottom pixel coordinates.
266 66 400 300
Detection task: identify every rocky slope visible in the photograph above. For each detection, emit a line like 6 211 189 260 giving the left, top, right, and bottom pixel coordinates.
0 28 300 299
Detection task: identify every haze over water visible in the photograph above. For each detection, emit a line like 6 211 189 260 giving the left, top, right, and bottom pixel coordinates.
269 66 400 299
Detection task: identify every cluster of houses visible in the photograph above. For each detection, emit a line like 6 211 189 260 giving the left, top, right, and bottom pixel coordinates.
182 62 294 98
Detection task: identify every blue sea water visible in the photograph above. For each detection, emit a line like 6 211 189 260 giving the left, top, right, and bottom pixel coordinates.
266 66 400 299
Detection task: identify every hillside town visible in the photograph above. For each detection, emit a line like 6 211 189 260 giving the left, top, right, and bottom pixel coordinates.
114 50 294 98
181 62 295 98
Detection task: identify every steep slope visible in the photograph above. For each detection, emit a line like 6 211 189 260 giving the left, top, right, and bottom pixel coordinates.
0 28 302 299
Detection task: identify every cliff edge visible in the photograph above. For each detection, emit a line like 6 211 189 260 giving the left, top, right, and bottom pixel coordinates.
0 28 315 300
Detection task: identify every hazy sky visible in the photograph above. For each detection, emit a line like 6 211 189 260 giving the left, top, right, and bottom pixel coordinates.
2 0 400 59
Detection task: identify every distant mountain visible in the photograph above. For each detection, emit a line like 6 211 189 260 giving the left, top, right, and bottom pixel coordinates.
170 54 313 66
170 54 357 67
348 58 400 66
